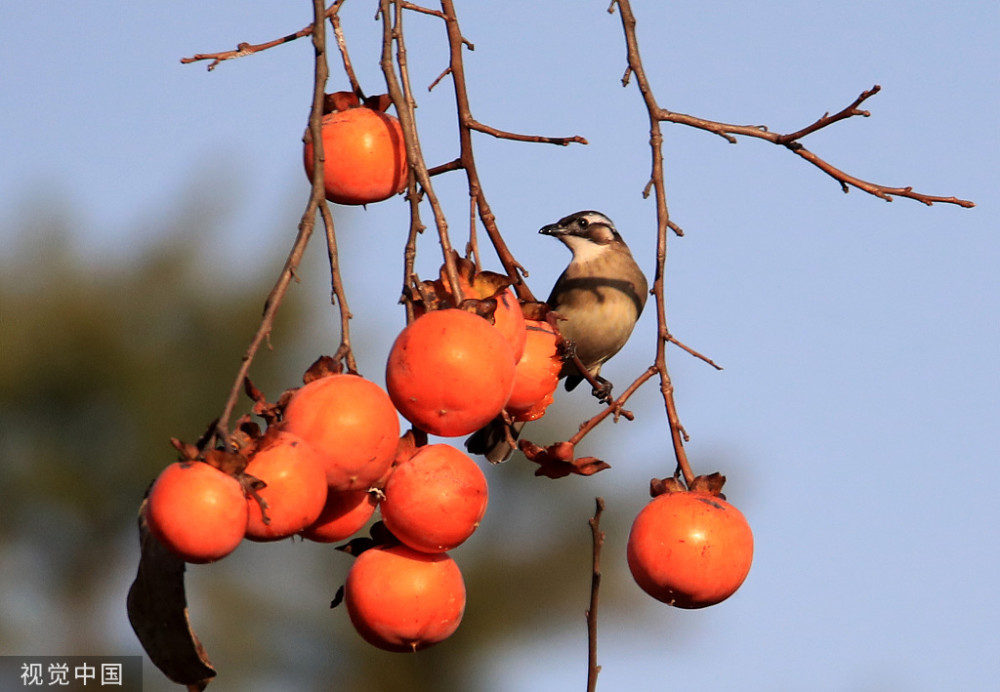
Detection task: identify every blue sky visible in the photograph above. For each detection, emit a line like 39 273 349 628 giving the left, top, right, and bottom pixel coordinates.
3 1 998 690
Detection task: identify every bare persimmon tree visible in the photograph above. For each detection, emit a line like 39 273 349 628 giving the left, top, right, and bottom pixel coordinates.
129 1 973 690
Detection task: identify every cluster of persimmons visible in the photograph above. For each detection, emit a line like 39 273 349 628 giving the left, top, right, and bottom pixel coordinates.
142 94 753 654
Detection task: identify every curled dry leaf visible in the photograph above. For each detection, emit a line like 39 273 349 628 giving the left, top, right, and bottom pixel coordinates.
201 448 248 477
410 252 516 320
243 377 283 428
518 440 611 479
363 94 393 113
127 501 216 690
323 91 360 114
649 472 728 498
303 355 345 383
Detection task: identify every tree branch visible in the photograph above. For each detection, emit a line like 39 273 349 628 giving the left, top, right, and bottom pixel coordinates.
180 4 342 71
381 0 466 304
437 0 537 300
212 0 331 446
586 497 605 692
320 202 358 373
656 86 975 207
568 366 655 447
611 0 696 486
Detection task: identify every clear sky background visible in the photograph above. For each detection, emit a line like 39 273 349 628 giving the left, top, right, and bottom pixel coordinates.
2 2 998 691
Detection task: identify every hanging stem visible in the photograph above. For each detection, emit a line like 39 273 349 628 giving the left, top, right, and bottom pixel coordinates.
380 0 465 304
611 0 695 485
212 0 332 448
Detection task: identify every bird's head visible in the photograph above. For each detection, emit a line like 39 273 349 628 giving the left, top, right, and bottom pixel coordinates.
539 210 626 261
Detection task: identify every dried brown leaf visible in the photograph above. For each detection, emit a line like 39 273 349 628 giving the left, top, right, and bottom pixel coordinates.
127 502 215 690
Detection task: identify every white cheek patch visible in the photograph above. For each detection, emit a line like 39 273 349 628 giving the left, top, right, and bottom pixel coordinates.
562 235 608 264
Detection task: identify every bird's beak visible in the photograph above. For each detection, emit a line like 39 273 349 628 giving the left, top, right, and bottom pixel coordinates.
539 222 567 236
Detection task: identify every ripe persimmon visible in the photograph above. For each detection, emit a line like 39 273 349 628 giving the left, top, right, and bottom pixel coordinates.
386 309 516 437
627 490 753 609
506 319 562 422
345 544 466 652
303 106 407 205
282 374 400 492
145 461 247 564
244 431 328 542
381 444 488 553
421 263 526 362
300 489 378 543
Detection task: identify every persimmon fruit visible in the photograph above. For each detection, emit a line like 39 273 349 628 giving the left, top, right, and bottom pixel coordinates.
244 431 328 542
303 106 407 205
345 544 466 652
145 461 248 564
627 490 754 609
386 309 516 437
506 319 561 422
282 374 400 492
381 443 488 553
300 489 378 543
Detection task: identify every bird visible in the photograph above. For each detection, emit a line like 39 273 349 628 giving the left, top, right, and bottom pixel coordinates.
467 210 648 463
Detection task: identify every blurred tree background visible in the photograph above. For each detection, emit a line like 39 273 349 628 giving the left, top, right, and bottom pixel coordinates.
0 180 669 691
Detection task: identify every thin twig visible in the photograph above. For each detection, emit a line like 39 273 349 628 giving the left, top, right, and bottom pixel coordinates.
655 89 974 207
612 0 696 486
666 333 723 370
400 1 447 20
568 367 656 447
329 0 364 98
437 0 592 299
381 0 465 303
466 119 588 147
180 5 340 70
319 203 358 373
400 159 426 324
586 497 605 692
212 0 331 446
437 0 533 299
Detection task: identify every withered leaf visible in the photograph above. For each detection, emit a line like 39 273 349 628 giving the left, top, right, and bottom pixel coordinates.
519 440 611 479
303 355 343 383
324 91 360 114
127 501 215 690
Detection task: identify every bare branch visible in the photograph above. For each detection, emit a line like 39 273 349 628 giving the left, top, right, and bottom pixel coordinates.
466 118 589 147
213 0 331 446
612 0 696 485
400 2 447 20
329 0 364 98
180 4 342 71
438 0 546 301
666 333 723 370
319 203 358 373
381 0 465 302
585 497 605 692
655 88 975 207
567 366 656 447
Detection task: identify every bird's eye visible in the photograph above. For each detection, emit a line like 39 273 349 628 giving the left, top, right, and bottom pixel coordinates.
577 217 589 229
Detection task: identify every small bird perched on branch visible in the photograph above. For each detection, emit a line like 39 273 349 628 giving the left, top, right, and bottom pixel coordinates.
467 210 648 463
